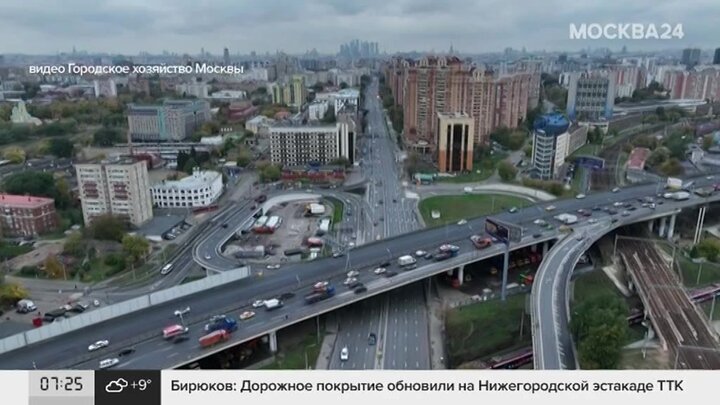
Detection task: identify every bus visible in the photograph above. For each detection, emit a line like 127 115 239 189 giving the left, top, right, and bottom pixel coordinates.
160 263 174 275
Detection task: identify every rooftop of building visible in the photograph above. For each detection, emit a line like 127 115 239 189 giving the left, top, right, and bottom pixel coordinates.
627 147 651 170
76 156 146 167
533 113 570 135
270 121 340 131
437 112 470 119
127 99 209 110
152 168 221 190
0 193 55 208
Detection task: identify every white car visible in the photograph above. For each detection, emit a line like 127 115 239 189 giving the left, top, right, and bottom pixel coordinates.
204 254 212 260
457 219 467 225
252 300 265 308
266 264 281 270
588 218 597 224
533 219 546 226
239 311 256 320
374 267 386 275
88 340 109 351
347 270 359 278
340 347 349 361
612 187 620 193
508 207 518 213
575 194 586 199
613 201 624 207
343 277 357 286
415 250 427 257
545 205 556 212
99 358 119 369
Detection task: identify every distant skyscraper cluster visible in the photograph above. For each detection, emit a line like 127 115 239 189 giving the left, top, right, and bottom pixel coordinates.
339 40 379 58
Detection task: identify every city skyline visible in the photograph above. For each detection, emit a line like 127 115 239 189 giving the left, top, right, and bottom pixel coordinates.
0 0 718 55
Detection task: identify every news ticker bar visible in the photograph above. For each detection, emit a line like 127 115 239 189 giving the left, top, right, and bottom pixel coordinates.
2 370 717 405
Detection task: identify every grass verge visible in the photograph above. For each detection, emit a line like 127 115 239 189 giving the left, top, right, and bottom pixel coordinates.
261 333 322 369
325 196 344 230
445 294 530 367
419 194 530 227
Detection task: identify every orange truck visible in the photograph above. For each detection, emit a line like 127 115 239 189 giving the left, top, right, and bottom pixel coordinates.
199 329 230 348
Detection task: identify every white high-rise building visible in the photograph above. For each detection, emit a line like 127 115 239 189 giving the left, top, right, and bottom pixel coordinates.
75 159 153 226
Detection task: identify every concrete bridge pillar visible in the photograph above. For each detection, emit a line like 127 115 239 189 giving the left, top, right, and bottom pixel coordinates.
530 243 537 253
269 331 278 353
667 214 677 241
658 216 667 238
457 265 464 286
648 219 655 233
542 242 549 256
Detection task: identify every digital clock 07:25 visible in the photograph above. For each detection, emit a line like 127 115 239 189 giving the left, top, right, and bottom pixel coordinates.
39 376 84 392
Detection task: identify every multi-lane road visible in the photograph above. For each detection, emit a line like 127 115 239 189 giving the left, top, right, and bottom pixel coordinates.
534 179 720 370
328 77 429 370
1 171 718 370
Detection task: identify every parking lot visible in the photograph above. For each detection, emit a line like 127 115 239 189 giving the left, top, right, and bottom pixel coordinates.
227 200 334 264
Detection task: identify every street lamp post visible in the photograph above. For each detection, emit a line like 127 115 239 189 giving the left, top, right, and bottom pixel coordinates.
696 258 706 286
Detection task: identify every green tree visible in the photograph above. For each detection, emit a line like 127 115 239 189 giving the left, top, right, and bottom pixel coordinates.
43 256 65 279
578 324 627 369
54 177 72 209
260 165 282 182
183 157 198 174
122 234 150 264
87 215 126 241
3 172 56 198
663 130 692 159
632 135 658 150
697 239 720 262
236 147 252 167
3 147 26 164
321 108 336 123
497 160 518 182
48 138 74 158
0 279 29 306
703 135 714 150
646 147 670 167
659 158 684 176
93 127 123 146
571 294 628 369
63 232 86 257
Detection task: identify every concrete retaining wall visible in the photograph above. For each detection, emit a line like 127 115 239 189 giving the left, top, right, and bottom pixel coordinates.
0 268 251 355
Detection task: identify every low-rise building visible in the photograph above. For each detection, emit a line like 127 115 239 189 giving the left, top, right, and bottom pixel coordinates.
245 115 273 134
0 194 58 237
308 100 329 121
150 168 223 208
626 147 653 183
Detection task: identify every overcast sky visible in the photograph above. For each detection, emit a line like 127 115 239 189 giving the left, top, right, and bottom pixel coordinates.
1 0 718 55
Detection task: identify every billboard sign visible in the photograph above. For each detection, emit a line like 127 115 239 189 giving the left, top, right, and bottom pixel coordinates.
485 218 523 243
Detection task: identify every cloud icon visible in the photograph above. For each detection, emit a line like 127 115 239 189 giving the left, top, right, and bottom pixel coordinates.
105 378 129 393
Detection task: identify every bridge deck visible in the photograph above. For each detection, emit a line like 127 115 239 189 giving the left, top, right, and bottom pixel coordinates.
619 240 720 369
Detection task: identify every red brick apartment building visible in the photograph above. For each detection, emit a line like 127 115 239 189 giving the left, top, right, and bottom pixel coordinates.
0 194 58 237
385 56 530 155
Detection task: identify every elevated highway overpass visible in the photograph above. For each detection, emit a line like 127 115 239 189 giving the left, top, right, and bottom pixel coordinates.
1 175 719 370
533 188 720 369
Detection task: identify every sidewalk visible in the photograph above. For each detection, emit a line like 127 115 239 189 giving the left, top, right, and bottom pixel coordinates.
314 313 339 370
427 283 446 370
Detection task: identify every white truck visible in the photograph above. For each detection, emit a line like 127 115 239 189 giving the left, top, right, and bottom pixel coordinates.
554 213 578 225
666 177 683 190
264 298 283 311
398 255 417 267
